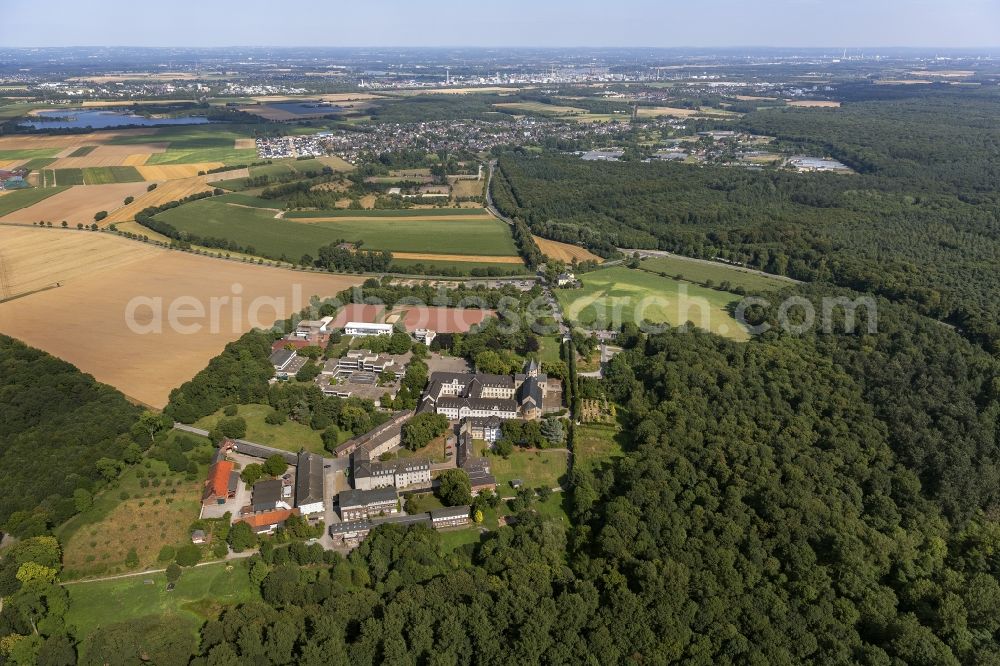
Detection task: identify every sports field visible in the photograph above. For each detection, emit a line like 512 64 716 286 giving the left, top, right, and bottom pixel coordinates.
639 255 794 292
155 199 520 260
556 266 750 340
0 226 364 406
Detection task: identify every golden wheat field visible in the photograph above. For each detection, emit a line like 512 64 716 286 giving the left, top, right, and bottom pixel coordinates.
101 176 215 225
0 226 364 406
533 236 604 264
0 182 151 226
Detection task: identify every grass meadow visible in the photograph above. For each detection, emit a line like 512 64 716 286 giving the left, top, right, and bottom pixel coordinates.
638 255 793 292
56 432 214 579
65 561 259 640
193 403 334 455
556 266 750 341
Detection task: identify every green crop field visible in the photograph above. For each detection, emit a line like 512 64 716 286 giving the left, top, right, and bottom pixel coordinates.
556 266 750 340
42 166 144 185
109 125 257 165
0 186 69 216
19 157 56 170
0 148 59 160
288 208 481 218
154 197 520 262
82 166 145 184
309 217 518 255
639 255 793 292
68 145 97 157
43 168 84 185
65 561 259 640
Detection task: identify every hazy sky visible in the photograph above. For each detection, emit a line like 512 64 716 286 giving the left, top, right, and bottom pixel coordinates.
2 0 998 48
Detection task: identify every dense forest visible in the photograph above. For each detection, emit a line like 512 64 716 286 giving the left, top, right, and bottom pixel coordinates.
95 289 995 665
491 91 1000 351
0 336 142 534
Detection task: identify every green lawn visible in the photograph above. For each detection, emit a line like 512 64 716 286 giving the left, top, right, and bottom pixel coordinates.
65 561 259 639
537 337 563 365
395 435 449 463
0 186 68 216
556 266 750 341
639 255 792 292
477 447 570 496
155 197 520 260
194 403 328 454
574 423 626 473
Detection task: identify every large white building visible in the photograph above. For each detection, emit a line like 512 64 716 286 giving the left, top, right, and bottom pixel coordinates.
344 322 394 337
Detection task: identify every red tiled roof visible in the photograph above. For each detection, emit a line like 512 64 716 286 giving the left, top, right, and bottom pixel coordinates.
205 460 234 499
240 507 298 528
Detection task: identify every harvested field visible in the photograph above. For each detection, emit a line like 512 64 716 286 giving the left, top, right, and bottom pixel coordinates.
137 163 225 180
234 138 256 149
533 236 604 264
0 226 161 297
390 252 523 264
451 179 483 199
47 143 168 168
0 129 156 152
392 306 495 333
0 182 150 226
0 226 364 406
102 176 214 225
786 100 841 108
0 186 69 217
329 303 386 329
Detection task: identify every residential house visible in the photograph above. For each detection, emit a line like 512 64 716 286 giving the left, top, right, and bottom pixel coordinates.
239 507 299 535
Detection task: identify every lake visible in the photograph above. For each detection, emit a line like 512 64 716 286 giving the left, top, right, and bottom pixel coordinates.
20 109 214 130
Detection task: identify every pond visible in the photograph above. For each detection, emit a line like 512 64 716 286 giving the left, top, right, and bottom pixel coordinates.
20 108 214 130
